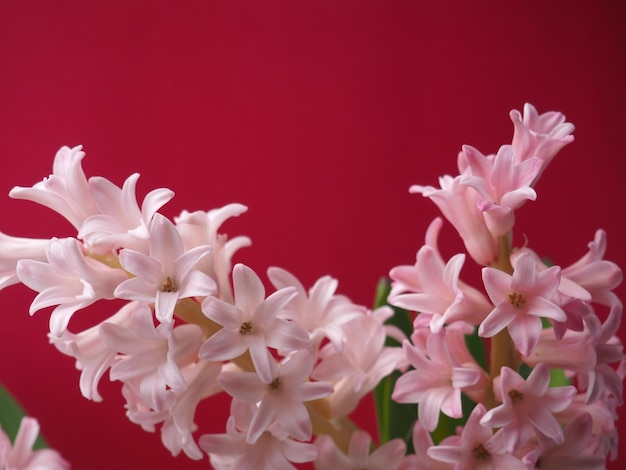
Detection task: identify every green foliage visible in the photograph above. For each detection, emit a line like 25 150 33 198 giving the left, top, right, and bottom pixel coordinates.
0 383 48 449
373 278 417 450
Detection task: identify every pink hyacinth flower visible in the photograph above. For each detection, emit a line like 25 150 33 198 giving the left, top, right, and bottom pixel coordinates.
267 266 365 351
0 232 49 291
200 411 319 470
427 404 527 469
199 263 309 384
392 330 483 432
16 237 128 336
388 244 492 332
480 363 576 452
78 172 174 255
9 145 99 230
315 430 406 470
0 417 69 469
459 144 541 236
312 307 407 417
479 251 566 356
218 349 333 444
49 300 137 401
114 213 216 323
510 103 575 177
175 204 252 303
399 421 451 470
100 302 204 411
411 175 497 266
522 413 605 470
562 228 623 308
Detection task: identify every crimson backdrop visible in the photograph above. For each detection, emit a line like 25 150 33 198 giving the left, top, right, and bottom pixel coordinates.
1 1 625 468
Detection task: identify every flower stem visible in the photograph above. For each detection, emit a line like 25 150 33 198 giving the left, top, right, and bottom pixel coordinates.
485 234 520 408
306 399 360 452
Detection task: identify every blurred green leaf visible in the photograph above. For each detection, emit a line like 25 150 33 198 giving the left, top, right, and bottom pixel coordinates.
0 383 48 449
549 367 570 387
373 278 417 450
464 326 487 371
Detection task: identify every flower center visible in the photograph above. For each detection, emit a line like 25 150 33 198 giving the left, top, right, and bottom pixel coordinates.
473 443 490 460
269 378 281 390
239 321 253 335
161 276 176 292
508 389 524 403
507 291 525 308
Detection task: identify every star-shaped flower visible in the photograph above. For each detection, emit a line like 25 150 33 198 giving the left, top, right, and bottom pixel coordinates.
479 252 566 356
199 263 309 383
114 213 216 323
480 363 576 452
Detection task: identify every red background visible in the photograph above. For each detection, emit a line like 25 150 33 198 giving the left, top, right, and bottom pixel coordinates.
1 1 625 468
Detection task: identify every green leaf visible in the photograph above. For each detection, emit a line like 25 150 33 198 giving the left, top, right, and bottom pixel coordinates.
373 278 417 450
464 326 487 371
549 367 571 387
0 383 48 449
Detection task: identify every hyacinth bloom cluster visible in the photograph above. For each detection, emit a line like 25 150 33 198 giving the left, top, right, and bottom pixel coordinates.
0 145 406 468
0 103 622 469
389 103 624 468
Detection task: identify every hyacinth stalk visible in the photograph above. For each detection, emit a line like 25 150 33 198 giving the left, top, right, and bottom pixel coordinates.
0 103 623 469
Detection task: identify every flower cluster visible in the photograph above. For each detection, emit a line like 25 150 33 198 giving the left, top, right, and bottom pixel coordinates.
389 103 624 468
0 145 406 467
0 103 623 469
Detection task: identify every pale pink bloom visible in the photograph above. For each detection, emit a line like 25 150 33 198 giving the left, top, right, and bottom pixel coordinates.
121 379 174 433
49 301 137 401
314 430 406 470
389 217 445 300
411 175 497 266
312 307 407 417
579 303 624 404
392 329 484 432
199 263 308 384
9 145 99 230
200 413 319 470
510 246 592 338
160 360 224 460
218 350 333 444
114 213 216 323
399 421 451 470
267 266 365 351
562 229 623 308
479 252 566 356
555 393 616 444
480 363 576 452
0 417 69 469
175 204 251 303
427 404 527 470
388 245 492 332
78 173 174 255
509 103 575 175
120 359 222 460
0 232 49 291
100 303 204 411
522 413 605 470
16 237 128 336
459 144 541 236
521 327 596 379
